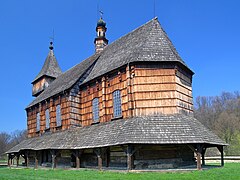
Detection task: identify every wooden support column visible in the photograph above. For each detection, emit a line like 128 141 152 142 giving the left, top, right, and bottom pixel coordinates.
126 145 133 171
202 148 206 166
217 146 224 167
188 144 203 170
50 150 57 169
94 148 103 171
16 154 20 167
106 147 110 167
7 154 11 168
73 150 83 169
35 151 39 169
25 151 29 168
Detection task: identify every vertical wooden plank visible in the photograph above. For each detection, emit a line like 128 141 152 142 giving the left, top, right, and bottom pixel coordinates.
101 77 106 122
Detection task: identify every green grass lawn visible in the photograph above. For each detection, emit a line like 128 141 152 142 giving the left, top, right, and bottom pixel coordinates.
0 163 239 180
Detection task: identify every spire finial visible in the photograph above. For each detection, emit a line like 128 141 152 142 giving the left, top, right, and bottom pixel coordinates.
99 10 103 19
49 41 54 50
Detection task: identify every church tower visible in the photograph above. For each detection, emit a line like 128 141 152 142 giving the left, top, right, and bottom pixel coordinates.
94 17 108 53
32 42 62 97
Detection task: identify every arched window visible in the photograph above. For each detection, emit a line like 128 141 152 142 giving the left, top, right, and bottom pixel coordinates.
56 105 62 127
92 98 99 122
45 109 50 129
36 112 40 132
113 90 122 118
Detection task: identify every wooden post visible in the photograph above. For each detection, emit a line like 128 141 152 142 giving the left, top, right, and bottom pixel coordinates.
7 154 11 168
35 151 38 169
94 148 103 171
26 151 29 168
127 145 133 171
188 145 202 170
202 148 206 166
16 154 20 167
98 154 103 171
106 148 110 167
196 145 203 170
50 150 57 169
217 146 224 167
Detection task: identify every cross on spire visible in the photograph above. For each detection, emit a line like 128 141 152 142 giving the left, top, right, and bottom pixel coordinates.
99 10 103 19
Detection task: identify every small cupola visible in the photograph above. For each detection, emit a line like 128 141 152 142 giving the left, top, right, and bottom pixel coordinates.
31 42 62 97
94 17 108 53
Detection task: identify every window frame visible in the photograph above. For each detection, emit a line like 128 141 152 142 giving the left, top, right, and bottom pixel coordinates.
56 104 62 127
92 97 100 123
113 90 122 118
36 112 40 132
45 109 50 129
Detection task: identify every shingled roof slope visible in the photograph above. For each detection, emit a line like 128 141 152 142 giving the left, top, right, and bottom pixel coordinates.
83 17 191 83
27 53 100 107
27 17 192 108
6 115 226 153
32 49 62 83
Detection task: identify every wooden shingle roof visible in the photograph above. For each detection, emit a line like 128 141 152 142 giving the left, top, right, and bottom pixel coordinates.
6 115 226 153
27 17 192 108
32 48 62 83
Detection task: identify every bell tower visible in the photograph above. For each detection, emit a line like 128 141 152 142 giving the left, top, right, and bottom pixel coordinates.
31 42 62 97
94 17 108 53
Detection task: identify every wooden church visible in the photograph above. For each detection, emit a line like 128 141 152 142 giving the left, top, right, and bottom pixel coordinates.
7 17 226 170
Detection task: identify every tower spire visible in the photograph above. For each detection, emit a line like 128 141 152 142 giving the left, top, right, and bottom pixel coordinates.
31 41 62 97
94 13 108 53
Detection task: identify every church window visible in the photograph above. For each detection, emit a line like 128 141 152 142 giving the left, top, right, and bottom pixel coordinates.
56 105 62 127
45 109 50 129
92 98 99 122
113 90 122 118
36 112 40 132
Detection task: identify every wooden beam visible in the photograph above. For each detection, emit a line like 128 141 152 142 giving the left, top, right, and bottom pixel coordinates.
35 151 38 169
26 151 29 168
16 154 20 167
7 154 11 168
188 144 203 170
217 146 224 167
50 150 57 169
98 154 103 171
106 147 110 167
94 148 103 171
127 145 133 171
202 148 206 166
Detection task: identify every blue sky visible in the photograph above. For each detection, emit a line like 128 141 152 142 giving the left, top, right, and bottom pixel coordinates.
0 0 239 133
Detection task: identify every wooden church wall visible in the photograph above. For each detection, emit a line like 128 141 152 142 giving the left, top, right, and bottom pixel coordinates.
132 64 193 116
133 64 178 116
27 94 71 137
175 69 193 114
80 67 128 126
